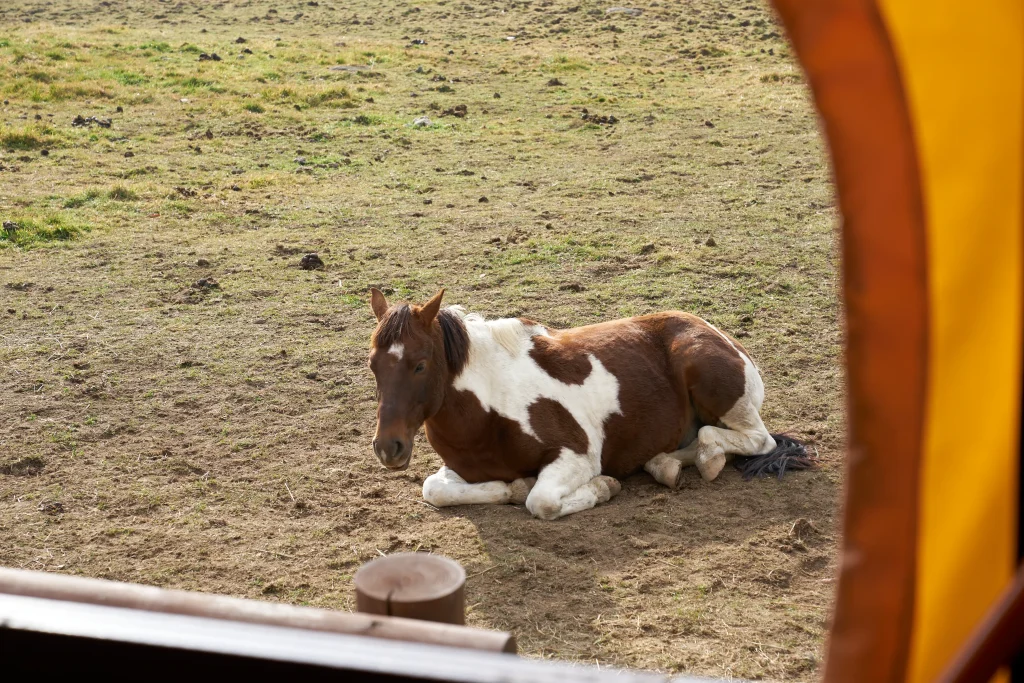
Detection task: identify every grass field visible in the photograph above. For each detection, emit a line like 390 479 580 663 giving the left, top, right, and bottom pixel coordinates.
0 0 841 679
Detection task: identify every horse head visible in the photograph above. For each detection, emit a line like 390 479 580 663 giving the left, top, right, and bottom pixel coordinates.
367 288 448 470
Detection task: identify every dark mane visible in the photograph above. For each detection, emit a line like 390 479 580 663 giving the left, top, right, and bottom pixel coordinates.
373 304 411 348
437 308 469 376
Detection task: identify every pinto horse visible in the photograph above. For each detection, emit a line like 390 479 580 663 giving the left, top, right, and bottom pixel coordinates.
367 288 812 520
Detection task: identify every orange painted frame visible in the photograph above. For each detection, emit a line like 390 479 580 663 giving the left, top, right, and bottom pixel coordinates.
769 1 929 681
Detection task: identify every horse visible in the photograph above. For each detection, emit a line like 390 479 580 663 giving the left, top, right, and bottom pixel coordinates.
367 288 813 520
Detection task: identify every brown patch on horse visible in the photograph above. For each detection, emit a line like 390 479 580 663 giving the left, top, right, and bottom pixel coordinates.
426 389 562 482
528 398 588 454
568 317 687 478
528 335 592 385
538 313 748 479
663 316 747 424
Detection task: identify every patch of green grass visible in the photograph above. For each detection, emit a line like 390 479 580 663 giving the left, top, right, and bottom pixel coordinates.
25 70 53 83
112 69 149 86
62 189 103 208
243 102 265 113
177 76 214 91
164 200 195 216
116 166 158 179
247 175 282 189
544 55 590 71
304 87 350 107
0 124 58 150
44 83 113 101
0 213 91 248
139 41 171 52
350 114 383 126
108 185 139 201
306 130 333 142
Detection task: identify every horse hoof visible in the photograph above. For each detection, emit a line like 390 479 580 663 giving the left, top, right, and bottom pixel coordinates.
596 475 621 500
508 477 536 504
672 462 686 489
697 453 726 482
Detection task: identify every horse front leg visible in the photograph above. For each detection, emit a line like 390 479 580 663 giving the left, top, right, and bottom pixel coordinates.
525 449 620 520
422 466 536 507
643 440 700 488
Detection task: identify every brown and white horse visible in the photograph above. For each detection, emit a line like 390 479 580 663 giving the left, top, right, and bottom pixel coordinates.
367 288 812 520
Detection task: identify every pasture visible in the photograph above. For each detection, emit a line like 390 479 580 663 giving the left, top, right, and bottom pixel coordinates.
0 0 841 679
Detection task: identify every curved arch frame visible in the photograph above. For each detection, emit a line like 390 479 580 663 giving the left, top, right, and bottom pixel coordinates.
772 1 1024 681
769 1 928 680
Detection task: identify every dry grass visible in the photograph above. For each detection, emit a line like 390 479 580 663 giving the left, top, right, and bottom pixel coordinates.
0 1 840 680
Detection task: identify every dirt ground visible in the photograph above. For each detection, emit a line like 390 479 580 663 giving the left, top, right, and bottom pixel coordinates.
0 0 842 680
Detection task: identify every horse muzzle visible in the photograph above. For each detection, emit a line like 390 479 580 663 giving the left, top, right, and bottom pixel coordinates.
372 436 413 470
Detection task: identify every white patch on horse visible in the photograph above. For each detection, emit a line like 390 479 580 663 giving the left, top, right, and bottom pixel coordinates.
446 305 468 319
441 314 623 519
525 448 620 520
454 316 622 465
735 348 766 412
486 318 530 357
387 343 404 360
423 465 535 507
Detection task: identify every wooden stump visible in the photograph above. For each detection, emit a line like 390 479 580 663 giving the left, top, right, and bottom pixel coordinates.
354 553 466 625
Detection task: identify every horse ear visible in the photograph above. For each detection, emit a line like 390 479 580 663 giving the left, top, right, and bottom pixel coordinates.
419 288 445 324
370 288 389 321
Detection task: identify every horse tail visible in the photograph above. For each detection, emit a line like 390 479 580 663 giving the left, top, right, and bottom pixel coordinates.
735 434 818 480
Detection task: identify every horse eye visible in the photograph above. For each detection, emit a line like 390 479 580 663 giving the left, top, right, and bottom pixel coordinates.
414 362 426 374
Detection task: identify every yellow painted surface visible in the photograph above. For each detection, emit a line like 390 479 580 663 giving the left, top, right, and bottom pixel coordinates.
874 1 1023 681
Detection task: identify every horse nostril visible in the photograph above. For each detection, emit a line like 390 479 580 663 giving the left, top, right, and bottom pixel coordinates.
373 437 408 465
